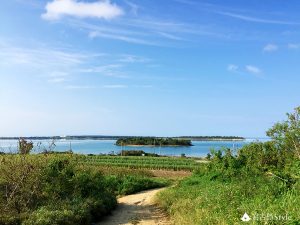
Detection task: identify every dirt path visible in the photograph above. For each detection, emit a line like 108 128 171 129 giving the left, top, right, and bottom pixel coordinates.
98 188 171 225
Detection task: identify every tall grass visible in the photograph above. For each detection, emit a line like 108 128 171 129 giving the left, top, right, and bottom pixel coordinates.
157 172 300 224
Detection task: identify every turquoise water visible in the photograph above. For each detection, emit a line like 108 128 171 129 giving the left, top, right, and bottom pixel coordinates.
0 139 263 157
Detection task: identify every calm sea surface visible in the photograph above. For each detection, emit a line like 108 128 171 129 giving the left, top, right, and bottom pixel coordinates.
0 138 267 157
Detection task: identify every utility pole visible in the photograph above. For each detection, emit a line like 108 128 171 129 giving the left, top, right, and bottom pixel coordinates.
159 141 161 156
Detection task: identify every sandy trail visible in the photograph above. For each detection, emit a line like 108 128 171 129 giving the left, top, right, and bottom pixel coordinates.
98 188 171 225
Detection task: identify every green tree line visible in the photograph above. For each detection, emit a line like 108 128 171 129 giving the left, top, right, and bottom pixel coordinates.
116 137 192 146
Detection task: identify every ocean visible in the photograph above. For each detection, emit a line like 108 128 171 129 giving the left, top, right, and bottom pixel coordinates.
0 138 266 157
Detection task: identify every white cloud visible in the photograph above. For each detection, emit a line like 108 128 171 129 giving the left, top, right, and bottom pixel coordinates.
70 14 224 46
245 65 262 75
65 85 95 89
79 64 129 78
103 84 128 89
88 31 158 46
216 11 300 25
124 0 138 15
288 43 300 49
48 77 66 83
118 54 149 63
49 71 69 77
133 85 153 88
42 0 123 21
157 32 183 41
0 45 87 68
227 64 238 72
263 44 278 52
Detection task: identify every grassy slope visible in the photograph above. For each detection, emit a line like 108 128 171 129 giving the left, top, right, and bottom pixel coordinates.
156 172 300 225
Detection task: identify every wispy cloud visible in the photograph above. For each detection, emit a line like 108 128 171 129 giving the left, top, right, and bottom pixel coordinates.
79 64 128 78
227 64 239 72
49 71 69 77
124 0 138 16
57 9 227 46
0 44 87 68
15 0 42 8
0 40 155 86
81 18 225 45
118 54 149 63
42 0 124 21
48 77 66 83
65 85 95 90
227 64 263 77
65 84 152 89
133 84 153 88
245 65 262 75
216 11 300 25
288 43 300 49
263 44 278 52
103 84 128 89
88 30 158 46
157 32 184 41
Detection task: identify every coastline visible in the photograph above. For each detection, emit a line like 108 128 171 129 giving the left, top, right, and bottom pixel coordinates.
116 144 192 147
189 138 245 141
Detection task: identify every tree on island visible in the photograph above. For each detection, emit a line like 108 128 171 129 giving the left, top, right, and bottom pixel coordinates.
116 137 192 146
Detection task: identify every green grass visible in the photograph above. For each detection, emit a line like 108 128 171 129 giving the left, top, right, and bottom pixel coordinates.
79 155 201 171
157 173 300 225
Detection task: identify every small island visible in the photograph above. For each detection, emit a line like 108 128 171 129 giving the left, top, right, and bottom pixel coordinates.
116 137 193 146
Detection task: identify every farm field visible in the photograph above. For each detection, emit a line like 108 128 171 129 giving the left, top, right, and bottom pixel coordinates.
78 155 204 171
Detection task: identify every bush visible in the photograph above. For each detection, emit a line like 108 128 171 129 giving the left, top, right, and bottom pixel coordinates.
0 156 118 225
0 154 169 225
104 174 168 196
119 150 159 157
119 150 146 156
23 207 76 225
40 158 117 223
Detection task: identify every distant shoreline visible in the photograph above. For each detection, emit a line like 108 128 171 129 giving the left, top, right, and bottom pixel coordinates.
118 144 191 147
0 135 246 141
188 138 245 141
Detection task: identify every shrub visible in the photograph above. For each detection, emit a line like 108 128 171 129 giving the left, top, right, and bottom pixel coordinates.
23 207 76 225
18 138 33 154
0 156 118 225
119 150 159 157
267 106 300 158
104 174 168 196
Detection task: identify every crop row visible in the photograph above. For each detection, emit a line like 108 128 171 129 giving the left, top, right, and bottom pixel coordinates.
80 155 196 162
83 161 198 171
79 156 200 171
84 159 195 166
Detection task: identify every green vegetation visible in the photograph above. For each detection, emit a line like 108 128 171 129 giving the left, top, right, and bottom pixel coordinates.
2 107 298 224
116 137 192 146
79 155 201 171
0 152 168 225
157 107 300 224
118 150 159 157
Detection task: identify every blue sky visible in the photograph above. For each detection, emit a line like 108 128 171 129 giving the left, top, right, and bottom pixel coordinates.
0 0 299 137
